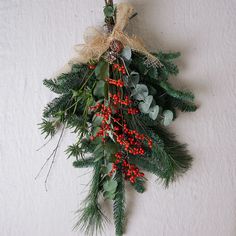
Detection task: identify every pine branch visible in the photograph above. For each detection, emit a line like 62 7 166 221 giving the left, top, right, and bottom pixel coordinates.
113 168 125 236
149 125 193 186
75 160 106 235
133 178 145 193
130 115 192 187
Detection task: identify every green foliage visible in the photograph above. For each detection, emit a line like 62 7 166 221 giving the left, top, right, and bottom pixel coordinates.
43 64 88 94
73 158 95 168
66 143 83 159
66 114 85 133
39 119 57 138
104 5 115 17
103 179 118 200
133 178 145 193
129 115 192 187
113 168 125 236
75 160 106 235
170 97 197 112
43 93 72 118
95 60 109 80
159 81 194 101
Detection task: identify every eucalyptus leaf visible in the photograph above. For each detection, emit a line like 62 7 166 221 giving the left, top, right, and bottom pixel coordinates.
163 110 174 126
121 46 132 60
138 95 153 114
93 80 105 98
101 163 113 174
149 105 159 120
128 72 139 88
132 84 149 101
103 5 114 17
103 191 116 200
103 179 118 193
92 127 100 136
92 115 103 126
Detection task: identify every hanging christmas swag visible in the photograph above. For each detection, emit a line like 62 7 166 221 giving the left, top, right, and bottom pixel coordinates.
39 1 197 235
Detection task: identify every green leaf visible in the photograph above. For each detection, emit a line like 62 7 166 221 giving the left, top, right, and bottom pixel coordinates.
104 141 118 156
163 110 174 126
138 95 153 113
104 5 115 17
121 47 132 60
103 179 118 193
147 67 158 79
93 80 105 98
104 191 116 200
92 115 103 126
149 105 159 120
95 60 109 80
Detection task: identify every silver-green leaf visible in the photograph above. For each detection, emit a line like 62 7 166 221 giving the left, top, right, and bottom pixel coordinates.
163 110 174 126
149 105 159 120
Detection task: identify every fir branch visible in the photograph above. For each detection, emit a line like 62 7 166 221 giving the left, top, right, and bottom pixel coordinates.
43 93 72 118
159 81 195 101
75 160 106 235
133 178 145 193
113 168 125 236
156 51 181 61
73 158 95 168
170 97 197 112
43 64 88 94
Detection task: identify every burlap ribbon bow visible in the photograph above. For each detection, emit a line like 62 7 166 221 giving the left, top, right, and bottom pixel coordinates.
57 3 161 75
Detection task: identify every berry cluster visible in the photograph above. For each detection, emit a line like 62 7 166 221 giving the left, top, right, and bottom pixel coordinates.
114 123 149 155
113 63 126 75
89 103 112 142
107 78 124 87
109 92 132 106
122 160 144 184
110 152 144 184
88 64 96 70
127 108 139 115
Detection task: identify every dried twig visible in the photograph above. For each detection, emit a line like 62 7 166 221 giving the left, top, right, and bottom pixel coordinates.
35 125 65 191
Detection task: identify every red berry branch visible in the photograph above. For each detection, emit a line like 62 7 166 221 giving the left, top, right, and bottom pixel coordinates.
89 61 153 184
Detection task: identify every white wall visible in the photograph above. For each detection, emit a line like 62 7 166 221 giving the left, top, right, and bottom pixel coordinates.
0 0 236 235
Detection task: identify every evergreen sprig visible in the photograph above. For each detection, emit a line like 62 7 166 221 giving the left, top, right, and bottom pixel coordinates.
75 160 106 235
113 168 125 236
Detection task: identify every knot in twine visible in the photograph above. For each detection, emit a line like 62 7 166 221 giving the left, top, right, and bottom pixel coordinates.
57 3 161 75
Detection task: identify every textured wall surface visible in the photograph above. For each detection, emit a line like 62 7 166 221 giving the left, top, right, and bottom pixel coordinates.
0 0 236 235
